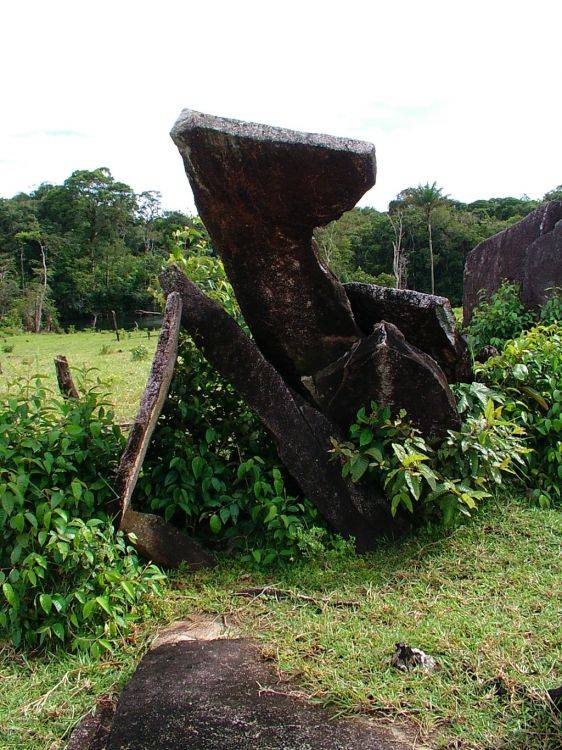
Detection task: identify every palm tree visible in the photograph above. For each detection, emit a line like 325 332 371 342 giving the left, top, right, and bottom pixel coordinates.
409 182 447 295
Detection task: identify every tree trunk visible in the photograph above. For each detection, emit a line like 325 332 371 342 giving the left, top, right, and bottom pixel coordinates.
428 215 435 295
390 211 406 288
54 355 79 399
34 241 48 333
111 310 120 341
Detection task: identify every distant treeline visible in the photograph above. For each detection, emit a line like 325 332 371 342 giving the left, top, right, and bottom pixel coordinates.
1 167 560 331
0 168 193 331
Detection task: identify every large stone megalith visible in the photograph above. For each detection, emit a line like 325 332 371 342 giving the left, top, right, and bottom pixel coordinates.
163 109 463 546
463 200 562 322
170 109 369 387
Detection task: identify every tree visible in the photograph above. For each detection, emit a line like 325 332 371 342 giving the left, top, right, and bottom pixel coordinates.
388 205 407 289
14 226 52 332
408 182 448 295
544 185 562 202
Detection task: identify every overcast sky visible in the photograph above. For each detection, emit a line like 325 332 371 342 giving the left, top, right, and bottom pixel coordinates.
2 0 561 213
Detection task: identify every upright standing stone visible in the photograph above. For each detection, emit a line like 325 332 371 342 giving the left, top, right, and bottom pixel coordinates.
463 200 562 322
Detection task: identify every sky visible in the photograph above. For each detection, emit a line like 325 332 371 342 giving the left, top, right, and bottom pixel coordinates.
2 0 561 214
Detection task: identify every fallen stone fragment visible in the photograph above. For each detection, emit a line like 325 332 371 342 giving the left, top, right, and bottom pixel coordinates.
161 264 401 548
170 109 370 386
345 282 472 382
121 510 214 569
463 200 562 322
313 321 460 438
107 626 414 750
391 643 437 673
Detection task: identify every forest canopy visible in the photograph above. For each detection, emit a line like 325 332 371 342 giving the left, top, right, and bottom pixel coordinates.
1 167 560 331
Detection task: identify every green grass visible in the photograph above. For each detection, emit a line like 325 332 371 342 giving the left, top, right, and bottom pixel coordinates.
1 497 560 749
0 331 560 748
0 331 157 421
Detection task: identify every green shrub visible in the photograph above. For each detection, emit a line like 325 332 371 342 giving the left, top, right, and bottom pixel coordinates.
130 344 149 361
539 287 562 325
136 225 330 565
99 344 113 355
480 323 562 507
467 281 535 352
0 376 164 653
2 343 14 353
332 382 529 527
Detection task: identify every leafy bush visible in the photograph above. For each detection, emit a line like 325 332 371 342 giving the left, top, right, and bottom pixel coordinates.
332 382 528 526
539 287 562 325
130 344 149 361
479 323 562 507
467 281 535 352
0 376 164 653
99 344 113 355
136 225 331 564
2 343 14 353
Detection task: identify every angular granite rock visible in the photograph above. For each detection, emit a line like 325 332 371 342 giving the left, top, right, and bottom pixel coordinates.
345 282 472 382
313 321 460 438
170 109 371 386
463 200 562 322
161 264 399 548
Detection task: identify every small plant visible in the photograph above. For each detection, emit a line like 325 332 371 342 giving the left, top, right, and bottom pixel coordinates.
0 375 165 654
332 383 528 526
2 343 14 353
467 281 535 353
130 344 149 361
479 322 562 507
66 324 76 335
99 344 113 356
540 286 562 324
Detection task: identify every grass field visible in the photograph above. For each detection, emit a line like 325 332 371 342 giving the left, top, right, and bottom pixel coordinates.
0 499 560 750
0 331 156 421
0 330 560 750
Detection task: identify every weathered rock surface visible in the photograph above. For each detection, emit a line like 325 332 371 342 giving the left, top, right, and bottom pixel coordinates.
170 109 370 386
314 321 460 438
67 695 116 750
161 265 400 548
107 629 413 750
115 292 182 524
463 200 562 322
121 510 214 569
345 282 472 382
112 292 210 569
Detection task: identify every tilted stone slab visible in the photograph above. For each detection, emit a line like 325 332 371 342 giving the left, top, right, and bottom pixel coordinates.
345 282 472 382
170 109 372 386
313 321 460 438
161 264 401 548
114 292 213 569
115 292 182 524
463 200 562 322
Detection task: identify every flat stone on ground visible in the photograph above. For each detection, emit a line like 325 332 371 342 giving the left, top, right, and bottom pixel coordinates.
106 632 414 750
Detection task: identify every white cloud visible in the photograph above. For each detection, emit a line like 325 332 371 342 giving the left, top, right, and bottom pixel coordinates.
1 0 561 212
